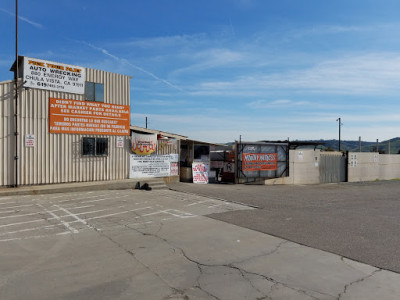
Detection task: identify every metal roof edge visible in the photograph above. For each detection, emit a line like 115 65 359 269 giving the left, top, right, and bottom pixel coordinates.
0 79 15 85
130 126 188 140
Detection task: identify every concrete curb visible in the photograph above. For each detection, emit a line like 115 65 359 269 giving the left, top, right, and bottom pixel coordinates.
0 178 168 197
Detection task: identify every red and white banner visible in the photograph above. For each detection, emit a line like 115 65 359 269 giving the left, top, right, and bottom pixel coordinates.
192 162 209 184
170 162 179 176
131 133 157 155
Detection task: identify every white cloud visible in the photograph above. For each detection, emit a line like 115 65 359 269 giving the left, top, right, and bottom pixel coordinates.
113 34 208 49
191 52 400 96
171 48 245 76
290 25 364 40
136 99 190 107
248 99 310 109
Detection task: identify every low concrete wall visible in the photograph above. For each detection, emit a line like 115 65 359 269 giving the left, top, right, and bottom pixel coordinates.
348 153 400 182
264 150 400 185
265 149 321 185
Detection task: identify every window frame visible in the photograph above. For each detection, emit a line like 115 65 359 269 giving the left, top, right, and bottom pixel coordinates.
82 137 109 157
95 137 109 156
85 81 104 102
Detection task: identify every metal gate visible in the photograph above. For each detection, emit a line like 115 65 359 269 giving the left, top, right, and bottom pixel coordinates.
237 142 289 184
319 152 347 183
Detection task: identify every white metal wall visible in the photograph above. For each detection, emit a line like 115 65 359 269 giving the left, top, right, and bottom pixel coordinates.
0 80 15 186
0 68 131 186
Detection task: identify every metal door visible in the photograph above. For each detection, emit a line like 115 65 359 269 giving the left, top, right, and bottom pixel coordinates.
319 153 347 183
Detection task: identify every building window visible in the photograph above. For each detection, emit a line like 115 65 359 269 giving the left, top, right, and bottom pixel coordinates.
96 138 108 156
82 137 108 156
85 82 104 102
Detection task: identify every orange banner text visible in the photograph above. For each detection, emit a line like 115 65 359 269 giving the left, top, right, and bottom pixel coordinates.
242 153 278 171
49 98 130 135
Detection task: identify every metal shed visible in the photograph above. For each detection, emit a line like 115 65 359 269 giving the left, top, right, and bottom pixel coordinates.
1 56 131 187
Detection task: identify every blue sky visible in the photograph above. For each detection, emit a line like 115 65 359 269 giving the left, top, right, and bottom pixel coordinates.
1 0 400 143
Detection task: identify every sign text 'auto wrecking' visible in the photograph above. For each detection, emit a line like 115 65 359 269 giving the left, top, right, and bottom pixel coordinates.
23 57 85 94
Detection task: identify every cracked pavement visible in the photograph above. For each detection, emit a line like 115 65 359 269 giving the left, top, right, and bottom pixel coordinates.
1 189 400 299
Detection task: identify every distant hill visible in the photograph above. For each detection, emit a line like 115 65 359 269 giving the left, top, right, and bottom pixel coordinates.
299 137 400 153
222 137 400 154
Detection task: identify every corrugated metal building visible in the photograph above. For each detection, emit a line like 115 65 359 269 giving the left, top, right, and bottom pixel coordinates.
0 56 132 186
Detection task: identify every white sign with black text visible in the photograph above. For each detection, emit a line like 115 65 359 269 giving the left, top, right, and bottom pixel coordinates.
130 155 171 178
116 137 124 148
25 134 35 147
23 57 86 94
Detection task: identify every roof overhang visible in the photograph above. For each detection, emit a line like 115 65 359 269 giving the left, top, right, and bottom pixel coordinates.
130 126 188 140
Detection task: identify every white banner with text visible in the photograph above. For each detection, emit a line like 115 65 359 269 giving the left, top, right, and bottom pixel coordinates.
130 154 180 178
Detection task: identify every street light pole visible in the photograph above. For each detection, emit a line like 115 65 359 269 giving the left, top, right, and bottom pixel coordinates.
14 0 19 187
336 118 342 152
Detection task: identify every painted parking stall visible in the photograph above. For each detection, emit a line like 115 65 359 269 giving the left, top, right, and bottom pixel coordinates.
0 190 252 242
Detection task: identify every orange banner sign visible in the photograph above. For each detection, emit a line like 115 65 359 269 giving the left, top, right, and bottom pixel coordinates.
243 153 277 171
49 98 130 135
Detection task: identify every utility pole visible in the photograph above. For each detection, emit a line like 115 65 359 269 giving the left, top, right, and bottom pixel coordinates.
336 118 342 152
145 116 147 129
359 136 362 152
14 0 19 188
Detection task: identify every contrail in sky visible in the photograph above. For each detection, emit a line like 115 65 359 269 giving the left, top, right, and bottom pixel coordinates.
81 41 185 93
0 7 183 93
0 8 43 29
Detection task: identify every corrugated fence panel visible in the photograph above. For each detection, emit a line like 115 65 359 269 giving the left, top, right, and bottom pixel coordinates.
320 153 347 183
1 68 131 186
157 139 179 155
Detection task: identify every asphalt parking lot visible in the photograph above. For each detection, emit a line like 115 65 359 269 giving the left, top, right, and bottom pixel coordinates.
0 189 253 299
1 186 400 299
169 180 400 274
0 189 249 243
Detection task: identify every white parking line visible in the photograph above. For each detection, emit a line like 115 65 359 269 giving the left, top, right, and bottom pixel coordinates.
208 204 224 208
86 206 152 220
0 205 96 220
0 210 19 215
186 200 213 206
61 204 95 210
53 204 94 230
36 204 78 234
0 218 45 228
0 211 49 220
0 204 34 210
78 198 108 204
141 209 195 218
0 224 61 236
127 221 153 227
0 231 71 242
48 194 68 199
0 201 17 206
58 194 109 203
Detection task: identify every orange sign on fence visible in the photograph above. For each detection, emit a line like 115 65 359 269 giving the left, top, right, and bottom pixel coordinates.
242 153 278 171
49 98 130 135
